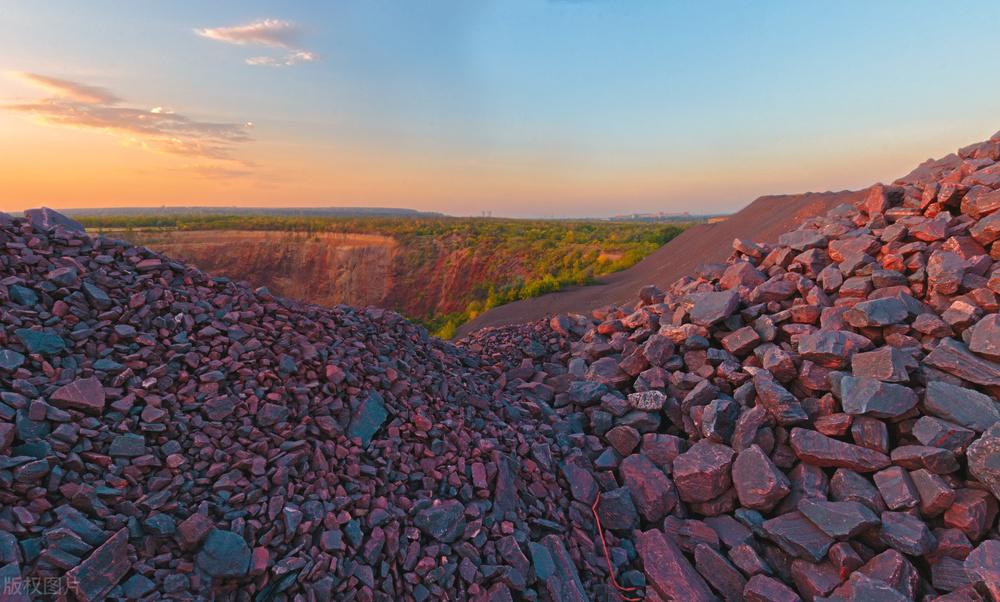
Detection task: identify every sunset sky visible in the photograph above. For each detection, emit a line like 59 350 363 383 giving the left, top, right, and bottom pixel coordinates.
3 1 1000 217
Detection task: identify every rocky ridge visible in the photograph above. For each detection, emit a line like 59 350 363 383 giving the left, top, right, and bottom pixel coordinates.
460 131 1000 600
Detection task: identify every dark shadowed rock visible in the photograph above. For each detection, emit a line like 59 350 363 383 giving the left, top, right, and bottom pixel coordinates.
924 338 1000 386
763 511 834 562
596 487 638 530
415 499 466 542
923 380 1000 432
797 498 879 540
879 511 936 556
797 330 871 369
65 528 129 602
839 376 917 419
347 391 388 446
196 530 252 579
14 328 66 355
24 207 85 233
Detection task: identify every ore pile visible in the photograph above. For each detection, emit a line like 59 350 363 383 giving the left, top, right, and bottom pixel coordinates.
0 208 611 601
463 133 1000 600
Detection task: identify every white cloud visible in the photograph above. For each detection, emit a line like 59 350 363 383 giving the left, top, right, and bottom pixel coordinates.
195 18 299 48
196 19 317 67
6 72 253 169
246 50 316 67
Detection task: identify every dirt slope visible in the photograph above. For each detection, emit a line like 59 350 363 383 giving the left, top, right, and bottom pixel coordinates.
456 190 864 336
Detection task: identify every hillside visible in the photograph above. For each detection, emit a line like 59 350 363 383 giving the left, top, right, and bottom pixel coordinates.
456 190 865 336
1 131 999 600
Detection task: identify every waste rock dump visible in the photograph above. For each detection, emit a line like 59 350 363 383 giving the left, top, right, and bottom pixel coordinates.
2 128 1000 601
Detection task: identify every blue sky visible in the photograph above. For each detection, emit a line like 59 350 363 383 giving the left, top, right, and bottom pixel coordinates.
2 1 999 216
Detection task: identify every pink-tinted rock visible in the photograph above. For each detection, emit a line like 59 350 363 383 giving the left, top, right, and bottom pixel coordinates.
744 574 802 602
797 330 871 369
790 428 890 472
636 529 716 601
65 528 130 602
763 511 834 562
797 498 879 540
49 377 106 415
963 540 1000 601
620 453 677 522
673 440 736 503
733 445 791 512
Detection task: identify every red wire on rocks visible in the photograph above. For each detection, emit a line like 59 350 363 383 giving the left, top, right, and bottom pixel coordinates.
592 492 644 602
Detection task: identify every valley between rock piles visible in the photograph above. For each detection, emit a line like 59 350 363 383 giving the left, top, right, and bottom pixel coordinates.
1 129 1000 601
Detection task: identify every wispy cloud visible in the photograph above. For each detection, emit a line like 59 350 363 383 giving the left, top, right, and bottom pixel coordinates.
246 50 316 67
11 72 120 104
196 18 317 67
5 72 253 169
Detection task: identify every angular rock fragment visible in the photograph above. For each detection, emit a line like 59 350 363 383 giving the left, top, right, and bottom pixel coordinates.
673 440 736 503
944 489 998 542
849 347 913 383
751 370 810 425
879 511 936 556
963 540 1000 601
912 416 976 452
346 391 388 446
967 423 1000 502
733 445 791 512
49 377 106 415
968 313 1000 359
789 428 890 472
797 330 871 369
419 499 470 545
762 511 834 562
909 468 956 517
872 467 919 510
620 453 676 522
744 574 802 602
196 530 252 578
923 380 1000 432
889 445 959 474
924 338 1000 386
688 290 741 326
694 543 746 601
66 528 130 602
839 376 917 419
797 498 879 540
637 529 716 601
